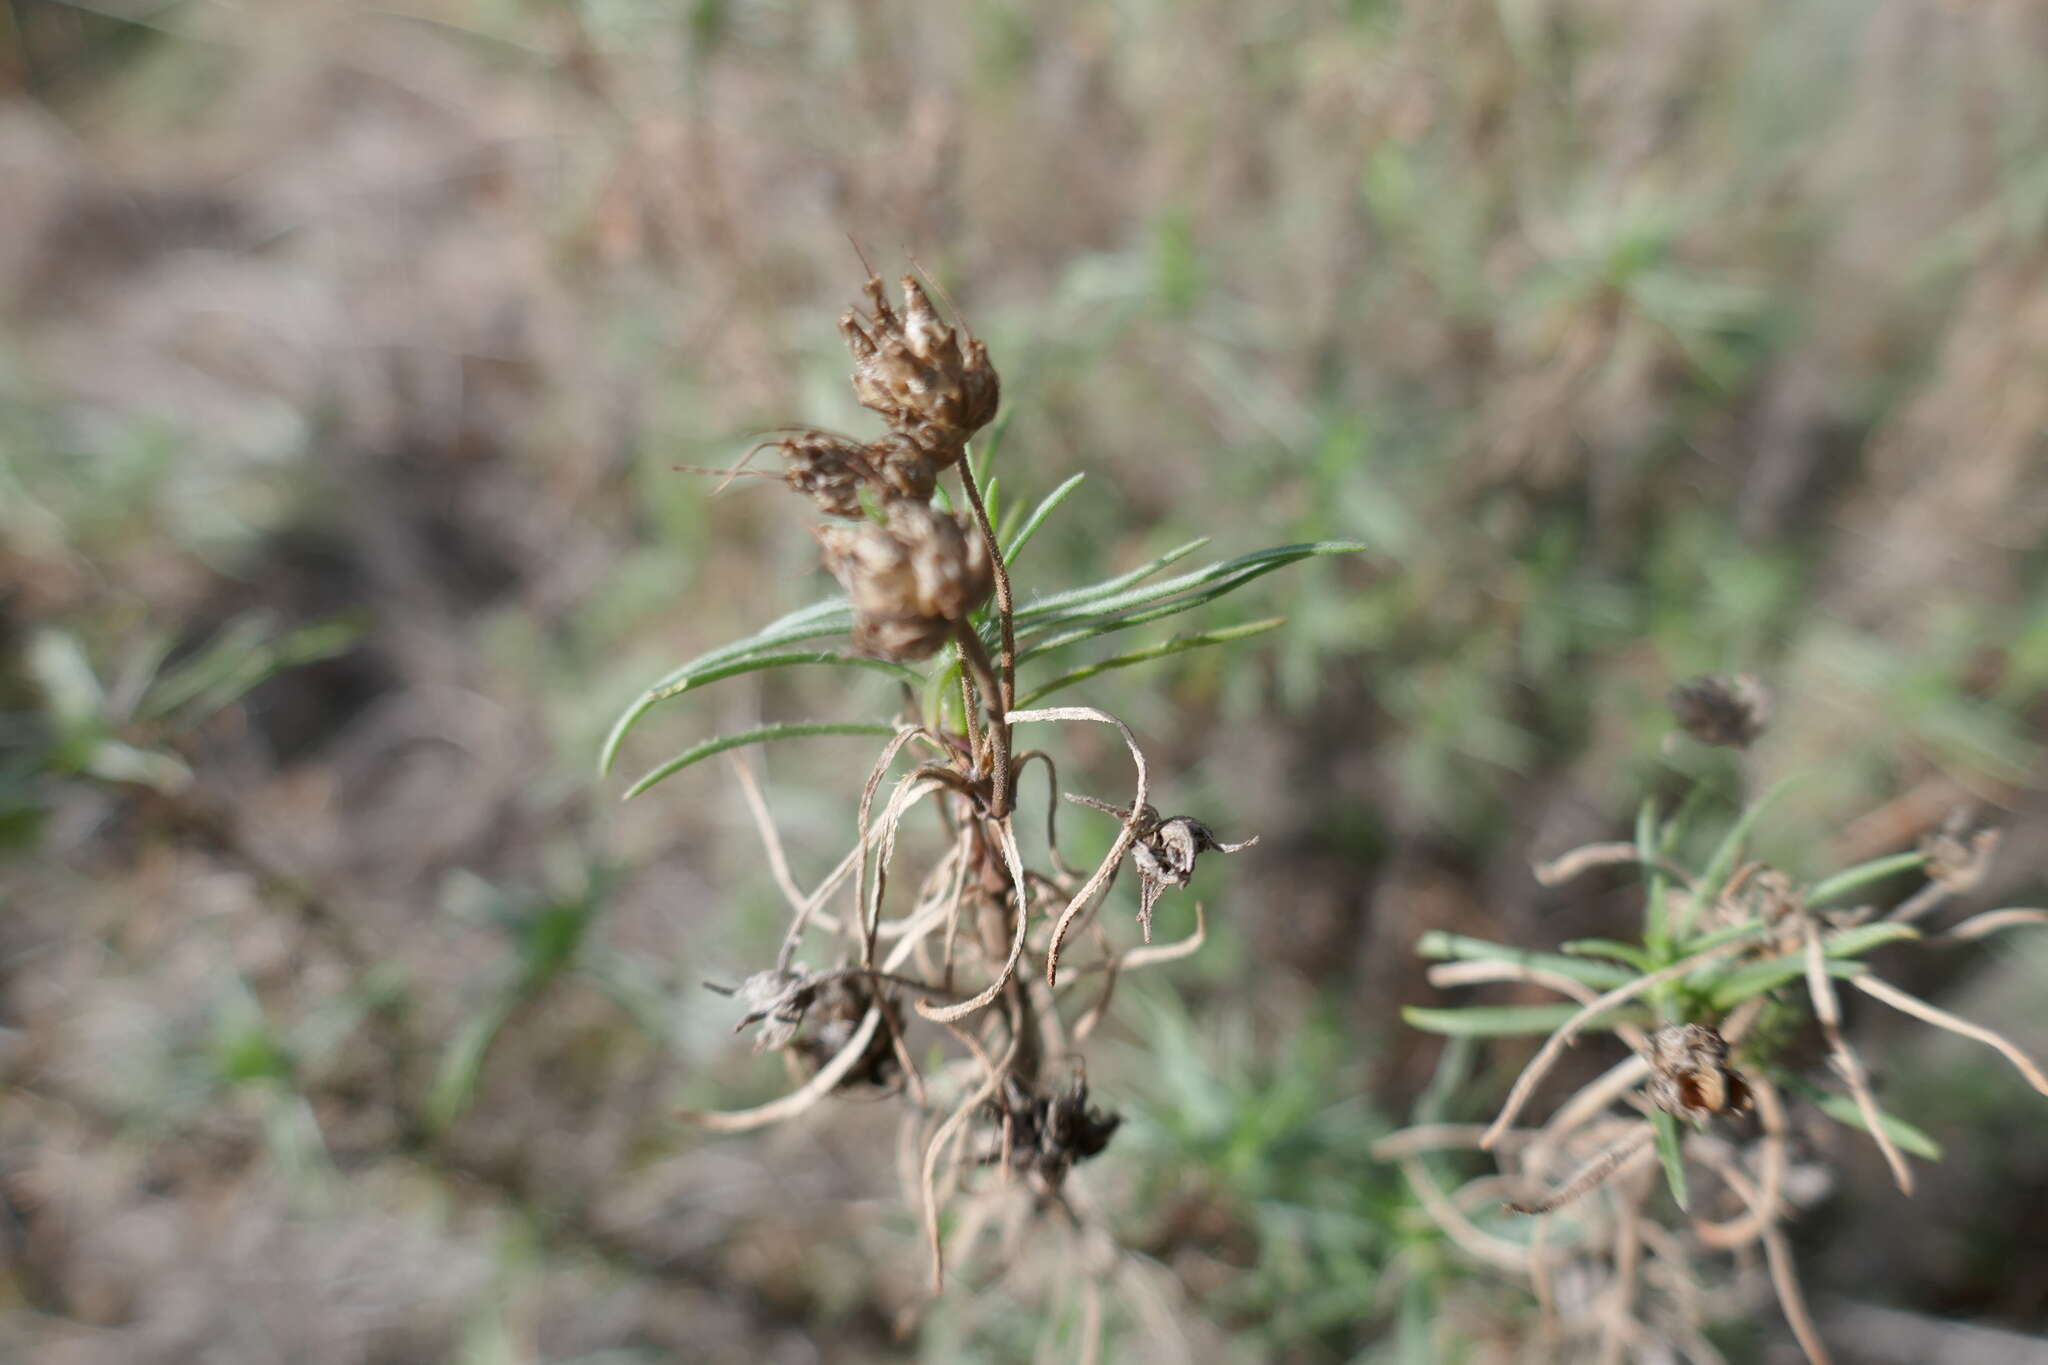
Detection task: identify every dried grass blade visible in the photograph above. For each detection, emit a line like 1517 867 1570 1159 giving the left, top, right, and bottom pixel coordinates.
1850 974 2048 1095
1006 707 1151 986
1805 916 1912 1194
916 818 1031 1023
685 1006 882 1133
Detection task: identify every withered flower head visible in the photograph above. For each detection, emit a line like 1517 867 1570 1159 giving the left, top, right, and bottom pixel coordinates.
817 500 993 662
775 431 873 520
706 968 818 1052
1070 798 1259 941
975 1074 1121 1188
840 273 1000 455
1668 674 1771 749
788 974 903 1093
1921 813 1999 894
1646 1022 1753 1120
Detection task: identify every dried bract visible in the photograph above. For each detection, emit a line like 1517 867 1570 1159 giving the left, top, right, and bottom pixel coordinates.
1072 799 1259 940
707 968 818 1052
818 501 992 662
976 1074 1122 1189
841 273 1000 453
1922 817 1999 893
1668 674 1771 749
789 975 902 1092
776 431 873 519
1646 1022 1753 1120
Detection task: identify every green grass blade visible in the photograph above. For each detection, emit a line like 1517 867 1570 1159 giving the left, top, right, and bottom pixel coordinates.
649 651 920 701
1401 1003 1649 1037
1562 939 1659 972
427 993 517 1134
1015 618 1285 707
598 596 855 776
1638 795 1669 948
1416 930 1638 990
1010 537 1212 618
1691 775 1805 916
1002 472 1086 562
1697 922 1916 1009
1016 540 1366 631
1788 1081 1944 1160
623 722 898 799
1651 1109 1690 1211
1808 851 1927 908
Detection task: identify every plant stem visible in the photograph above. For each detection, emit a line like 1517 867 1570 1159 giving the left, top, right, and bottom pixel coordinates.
954 621 1012 818
955 457 1016 710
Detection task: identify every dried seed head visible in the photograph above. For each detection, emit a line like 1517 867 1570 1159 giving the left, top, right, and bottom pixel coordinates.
1922 815 1999 893
788 974 902 1092
868 430 940 502
1645 1022 1753 1120
841 273 1000 451
775 431 873 519
707 968 818 1052
1071 798 1259 941
1668 674 1771 749
817 501 992 661
975 1074 1121 1188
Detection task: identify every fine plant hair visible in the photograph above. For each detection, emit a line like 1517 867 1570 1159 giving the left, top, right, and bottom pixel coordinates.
1383 676 2048 1364
601 260 1359 1319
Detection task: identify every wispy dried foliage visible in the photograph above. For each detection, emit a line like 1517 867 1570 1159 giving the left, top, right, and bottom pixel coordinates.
1390 716 2048 1363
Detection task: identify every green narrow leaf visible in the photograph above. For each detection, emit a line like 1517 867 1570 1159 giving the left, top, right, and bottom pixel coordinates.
1416 930 1637 990
1015 618 1285 706
1789 1082 1944 1160
1675 916 1770 958
1705 956 1867 1012
81 739 193 792
1638 795 1669 949
1016 558 1353 659
1401 1003 1650 1037
1016 540 1367 633
1561 939 1659 972
648 650 920 701
137 613 276 719
1651 1109 1690 1211
1002 472 1086 562
1819 921 1920 957
623 722 899 799
1808 851 1927 908
598 596 855 775
28 630 105 735
1691 775 1806 917
427 995 517 1133
1011 537 1212 619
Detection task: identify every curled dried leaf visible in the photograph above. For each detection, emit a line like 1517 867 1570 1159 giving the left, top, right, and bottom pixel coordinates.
1070 797 1258 940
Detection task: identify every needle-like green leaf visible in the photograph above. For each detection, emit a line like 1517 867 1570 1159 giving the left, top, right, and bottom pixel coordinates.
623 722 899 799
1016 618 1285 706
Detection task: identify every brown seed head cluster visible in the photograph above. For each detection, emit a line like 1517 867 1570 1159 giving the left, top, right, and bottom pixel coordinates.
1646 1022 1753 1120
1668 673 1771 749
975 1074 1122 1190
763 273 1003 661
818 499 993 662
842 273 1000 454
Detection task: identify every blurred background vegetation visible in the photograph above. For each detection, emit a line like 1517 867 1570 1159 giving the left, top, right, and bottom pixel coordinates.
4 0 2047 1361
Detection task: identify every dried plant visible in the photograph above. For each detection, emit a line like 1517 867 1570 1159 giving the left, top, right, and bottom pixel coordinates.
601 264 1359 1323
1387 691 2048 1363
